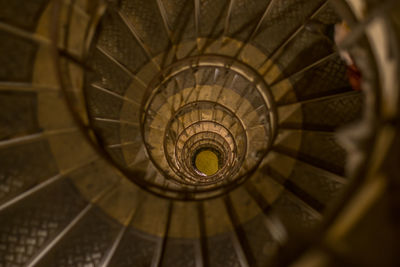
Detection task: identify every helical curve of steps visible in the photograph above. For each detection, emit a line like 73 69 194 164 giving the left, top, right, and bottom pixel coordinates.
0 0 399 266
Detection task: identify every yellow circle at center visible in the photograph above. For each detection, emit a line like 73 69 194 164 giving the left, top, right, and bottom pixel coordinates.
195 150 219 176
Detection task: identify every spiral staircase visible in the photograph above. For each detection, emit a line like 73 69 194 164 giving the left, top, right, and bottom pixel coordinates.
0 0 399 266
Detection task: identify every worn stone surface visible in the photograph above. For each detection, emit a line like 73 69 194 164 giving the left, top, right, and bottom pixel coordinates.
121 0 170 56
273 190 321 231
0 0 49 31
108 228 159 267
97 10 150 75
38 207 120 267
0 31 37 82
0 140 58 205
161 238 197 267
274 129 347 175
0 179 87 267
278 92 363 131
207 233 241 267
86 48 133 96
0 91 40 140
